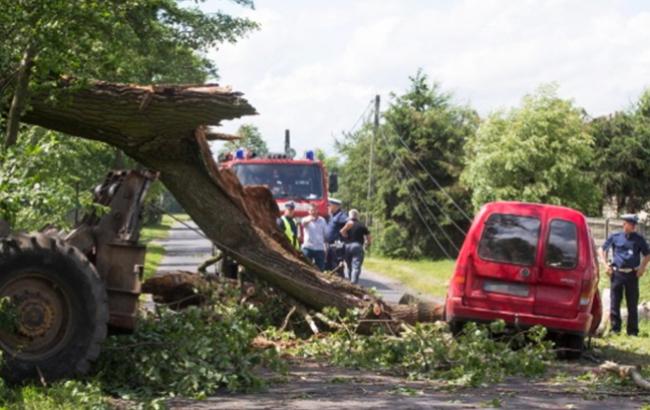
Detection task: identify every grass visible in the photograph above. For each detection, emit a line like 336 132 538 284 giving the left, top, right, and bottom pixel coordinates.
0 379 109 410
593 321 650 366
640 271 650 303
140 213 190 280
364 256 455 298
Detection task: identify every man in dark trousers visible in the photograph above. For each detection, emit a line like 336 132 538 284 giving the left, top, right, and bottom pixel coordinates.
325 198 348 272
277 201 299 250
340 209 371 285
599 214 650 336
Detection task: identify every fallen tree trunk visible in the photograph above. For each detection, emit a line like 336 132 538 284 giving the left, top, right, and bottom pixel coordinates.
20 79 443 323
144 271 444 319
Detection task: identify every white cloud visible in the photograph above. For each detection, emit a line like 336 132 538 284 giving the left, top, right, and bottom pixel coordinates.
205 0 650 154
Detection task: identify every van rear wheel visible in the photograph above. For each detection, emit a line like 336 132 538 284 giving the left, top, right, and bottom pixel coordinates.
556 333 584 359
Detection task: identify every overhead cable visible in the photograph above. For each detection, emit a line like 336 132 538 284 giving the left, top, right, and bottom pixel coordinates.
347 99 374 135
377 129 462 254
401 172 454 260
388 124 474 223
385 134 468 236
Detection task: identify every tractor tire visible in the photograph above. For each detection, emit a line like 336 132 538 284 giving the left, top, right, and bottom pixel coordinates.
0 234 108 383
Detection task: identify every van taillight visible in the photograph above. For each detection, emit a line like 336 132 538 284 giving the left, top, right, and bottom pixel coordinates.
579 278 594 310
450 266 467 295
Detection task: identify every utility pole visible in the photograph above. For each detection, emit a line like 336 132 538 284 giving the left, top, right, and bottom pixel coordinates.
367 95 380 226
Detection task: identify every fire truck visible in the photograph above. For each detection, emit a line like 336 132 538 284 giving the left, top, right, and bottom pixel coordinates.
216 131 338 276
219 131 338 218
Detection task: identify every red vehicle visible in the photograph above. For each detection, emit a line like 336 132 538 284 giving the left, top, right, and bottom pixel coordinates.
445 201 602 354
219 148 336 218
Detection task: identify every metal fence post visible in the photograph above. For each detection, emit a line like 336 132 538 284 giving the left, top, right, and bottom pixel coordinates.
641 221 648 236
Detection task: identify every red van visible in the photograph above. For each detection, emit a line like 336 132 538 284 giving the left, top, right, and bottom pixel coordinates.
445 201 602 353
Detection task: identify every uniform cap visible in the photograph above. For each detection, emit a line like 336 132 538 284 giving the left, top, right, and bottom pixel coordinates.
621 214 639 224
284 201 295 209
328 198 342 205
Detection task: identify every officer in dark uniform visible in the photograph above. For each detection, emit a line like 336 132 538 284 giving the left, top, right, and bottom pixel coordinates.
599 214 650 335
325 198 348 273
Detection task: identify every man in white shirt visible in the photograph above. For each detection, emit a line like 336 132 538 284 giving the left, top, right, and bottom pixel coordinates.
301 203 328 271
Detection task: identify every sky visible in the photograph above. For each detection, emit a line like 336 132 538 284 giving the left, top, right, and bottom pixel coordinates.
202 0 650 154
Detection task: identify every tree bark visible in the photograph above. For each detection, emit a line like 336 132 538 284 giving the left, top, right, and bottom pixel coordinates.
19 79 444 322
4 43 37 148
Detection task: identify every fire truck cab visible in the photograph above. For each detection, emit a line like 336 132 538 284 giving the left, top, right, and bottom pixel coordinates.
219 147 336 219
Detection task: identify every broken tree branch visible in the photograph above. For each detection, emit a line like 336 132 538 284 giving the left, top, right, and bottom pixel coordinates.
279 306 297 333
599 361 650 390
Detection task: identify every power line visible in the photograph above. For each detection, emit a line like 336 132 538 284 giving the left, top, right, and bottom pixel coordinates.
377 129 462 254
408 183 460 253
411 199 453 259
386 137 467 236
388 150 454 258
377 128 463 233
388 124 474 223
347 99 374 136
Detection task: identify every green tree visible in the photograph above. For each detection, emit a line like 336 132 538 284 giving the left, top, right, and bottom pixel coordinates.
591 89 650 213
462 84 601 215
337 71 477 258
316 149 341 178
221 124 269 156
0 0 258 147
0 130 114 230
0 1 258 229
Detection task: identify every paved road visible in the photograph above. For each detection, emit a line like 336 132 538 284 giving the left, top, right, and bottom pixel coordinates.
155 221 424 303
167 359 648 410
156 220 213 274
359 270 441 304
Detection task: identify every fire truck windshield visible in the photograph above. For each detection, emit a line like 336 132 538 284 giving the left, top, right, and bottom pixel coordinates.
233 163 324 200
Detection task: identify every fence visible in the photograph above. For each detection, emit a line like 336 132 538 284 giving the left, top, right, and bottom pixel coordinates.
587 217 649 247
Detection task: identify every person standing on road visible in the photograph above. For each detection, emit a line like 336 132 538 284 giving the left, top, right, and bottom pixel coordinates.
301 203 328 271
599 214 650 336
340 209 371 285
325 198 348 272
277 201 299 250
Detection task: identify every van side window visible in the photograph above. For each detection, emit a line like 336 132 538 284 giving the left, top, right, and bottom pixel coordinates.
545 220 578 269
478 214 541 266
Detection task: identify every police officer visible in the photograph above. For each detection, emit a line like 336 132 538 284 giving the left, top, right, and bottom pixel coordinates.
277 201 299 249
325 198 348 272
599 214 650 336
340 209 371 284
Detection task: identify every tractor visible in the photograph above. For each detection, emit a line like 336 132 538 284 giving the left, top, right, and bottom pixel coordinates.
0 170 156 382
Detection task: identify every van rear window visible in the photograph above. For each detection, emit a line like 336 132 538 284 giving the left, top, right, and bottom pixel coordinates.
545 219 578 269
478 214 541 266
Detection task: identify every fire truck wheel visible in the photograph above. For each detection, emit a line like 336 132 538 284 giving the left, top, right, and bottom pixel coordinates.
0 234 108 383
216 255 239 279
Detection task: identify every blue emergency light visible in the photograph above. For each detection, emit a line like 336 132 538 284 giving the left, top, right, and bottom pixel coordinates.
235 148 246 159
305 150 315 161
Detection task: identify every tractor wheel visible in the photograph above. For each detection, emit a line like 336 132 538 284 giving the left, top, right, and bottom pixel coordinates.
0 234 108 382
